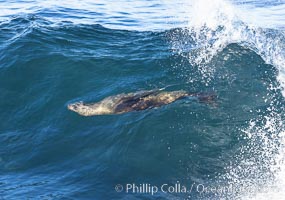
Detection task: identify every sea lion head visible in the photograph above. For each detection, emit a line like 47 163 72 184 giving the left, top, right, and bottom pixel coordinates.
67 102 90 116
68 101 113 116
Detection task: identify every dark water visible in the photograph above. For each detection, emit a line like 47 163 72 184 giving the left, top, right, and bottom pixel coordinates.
1 1 285 200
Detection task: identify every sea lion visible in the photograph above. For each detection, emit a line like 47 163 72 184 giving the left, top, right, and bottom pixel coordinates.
67 89 215 116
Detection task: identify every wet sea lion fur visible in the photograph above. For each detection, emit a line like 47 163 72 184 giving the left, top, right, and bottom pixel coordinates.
67 89 215 116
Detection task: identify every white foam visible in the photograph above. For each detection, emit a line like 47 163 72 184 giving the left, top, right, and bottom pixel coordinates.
168 0 285 199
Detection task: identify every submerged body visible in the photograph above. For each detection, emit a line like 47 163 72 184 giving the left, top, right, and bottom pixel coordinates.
67 89 215 116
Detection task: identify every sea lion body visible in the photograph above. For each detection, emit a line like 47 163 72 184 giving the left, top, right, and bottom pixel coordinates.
67 90 215 116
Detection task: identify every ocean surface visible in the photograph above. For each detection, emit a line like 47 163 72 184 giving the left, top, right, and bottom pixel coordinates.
1 0 285 199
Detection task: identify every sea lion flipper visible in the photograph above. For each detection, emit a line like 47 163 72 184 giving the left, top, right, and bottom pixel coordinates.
114 90 163 113
127 89 160 101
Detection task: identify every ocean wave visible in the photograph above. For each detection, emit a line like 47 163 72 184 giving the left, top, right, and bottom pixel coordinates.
1 0 285 199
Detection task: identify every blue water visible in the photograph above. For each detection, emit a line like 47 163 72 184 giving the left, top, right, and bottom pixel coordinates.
1 1 285 199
